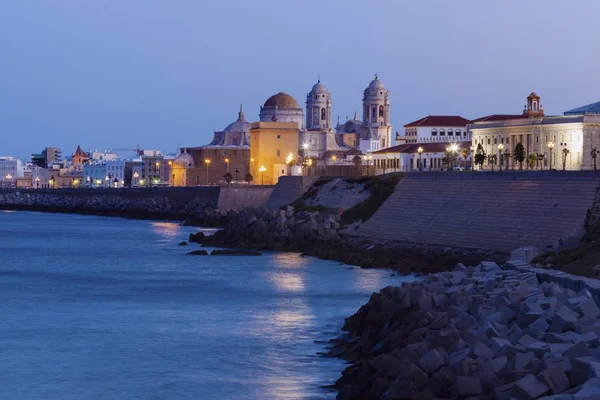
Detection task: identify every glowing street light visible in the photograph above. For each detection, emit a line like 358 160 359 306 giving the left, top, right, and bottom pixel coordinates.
417 147 424 171
35 176 40 189
498 143 505 171
133 171 139 187
470 145 476 173
259 165 266 185
204 159 211 185
548 142 555 170
225 157 230 173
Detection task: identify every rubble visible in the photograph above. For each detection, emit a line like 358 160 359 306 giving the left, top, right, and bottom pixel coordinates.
330 261 600 399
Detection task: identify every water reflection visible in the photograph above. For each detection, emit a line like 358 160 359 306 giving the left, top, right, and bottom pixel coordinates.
271 252 309 269
150 221 181 238
354 268 391 291
270 272 305 292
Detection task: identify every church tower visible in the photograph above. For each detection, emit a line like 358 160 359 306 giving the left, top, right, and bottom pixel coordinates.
306 80 332 129
523 92 544 117
360 75 392 151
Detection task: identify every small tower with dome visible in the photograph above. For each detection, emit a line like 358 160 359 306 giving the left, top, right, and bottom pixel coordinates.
360 75 392 151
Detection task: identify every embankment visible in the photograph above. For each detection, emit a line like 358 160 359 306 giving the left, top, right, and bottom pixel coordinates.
358 172 600 252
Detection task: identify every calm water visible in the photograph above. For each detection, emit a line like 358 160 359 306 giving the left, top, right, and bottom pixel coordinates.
0 211 406 399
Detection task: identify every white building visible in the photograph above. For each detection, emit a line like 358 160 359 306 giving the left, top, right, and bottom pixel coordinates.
0 157 24 181
91 151 118 163
403 116 472 144
105 160 126 187
471 92 600 171
359 75 392 151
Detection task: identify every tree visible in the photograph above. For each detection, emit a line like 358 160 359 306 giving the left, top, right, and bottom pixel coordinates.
591 148 598 171
527 154 538 170
488 154 497 172
562 148 570 171
461 148 470 171
474 143 487 170
514 142 525 170
223 172 233 184
244 173 253 184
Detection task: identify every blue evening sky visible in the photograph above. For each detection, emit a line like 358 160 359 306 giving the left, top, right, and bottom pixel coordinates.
1 0 598 159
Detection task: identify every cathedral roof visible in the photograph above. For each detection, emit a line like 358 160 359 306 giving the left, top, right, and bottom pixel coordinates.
73 145 88 157
404 115 471 128
263 92 301 109
222 105 250 133
564 101 600 116
173 150 195 168
310 81 328 94
368 76 386 90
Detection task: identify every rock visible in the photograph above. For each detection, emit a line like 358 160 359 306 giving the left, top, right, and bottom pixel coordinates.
189 232 206 243
178 241 188 246
210 249 261 256
186 250 208 255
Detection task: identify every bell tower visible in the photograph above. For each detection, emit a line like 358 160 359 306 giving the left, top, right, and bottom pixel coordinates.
523 92 544 117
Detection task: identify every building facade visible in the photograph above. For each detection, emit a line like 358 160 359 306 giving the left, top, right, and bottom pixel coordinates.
403 116 472 144
250 121 300 185
471 93 600 171
359 76 392 152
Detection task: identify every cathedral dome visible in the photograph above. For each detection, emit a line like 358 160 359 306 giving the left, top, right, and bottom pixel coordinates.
222 106 250 133
368 76 386 90
310 81 329 94
263 92 301 109
174 151 195 168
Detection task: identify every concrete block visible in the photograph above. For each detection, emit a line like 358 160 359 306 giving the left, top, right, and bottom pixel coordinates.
455 376 483 396
537 365 570 394
490 337 512 352
563 342 590 359
472 341 496 360
575 299 600 320
494 382 515 400
573 377 600 399
488 356 509 374
386 379 414 400
404 363 429 389
418 348 445 375
461 358 483 376
570 357 594 387
528 317 551 334
517 335 537 346
514 352 537 370
449 348 470 366
543 357 572 374
512 374 550 399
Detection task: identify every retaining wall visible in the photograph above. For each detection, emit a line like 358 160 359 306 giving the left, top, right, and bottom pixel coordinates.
358 172 600 252
217 186 274 211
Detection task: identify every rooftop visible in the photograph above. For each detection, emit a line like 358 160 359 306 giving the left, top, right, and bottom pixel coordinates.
404 115 471 128
372 141 472 154
564 101 600 116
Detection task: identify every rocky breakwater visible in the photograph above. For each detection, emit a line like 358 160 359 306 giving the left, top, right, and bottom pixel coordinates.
330 262 600 399
0 191 218 222
197 206 507 274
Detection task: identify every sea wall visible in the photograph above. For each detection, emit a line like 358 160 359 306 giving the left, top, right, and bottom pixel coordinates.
0 187 220 219
217 186 274 212
358 172 600 252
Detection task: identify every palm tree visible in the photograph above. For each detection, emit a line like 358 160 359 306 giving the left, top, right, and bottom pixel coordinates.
244 173 253 184
562 148 570 171
223 172 233 184
352 155 362 176
488 154 497 172
461 148 470 171
527 154 538 170
591 148 598 171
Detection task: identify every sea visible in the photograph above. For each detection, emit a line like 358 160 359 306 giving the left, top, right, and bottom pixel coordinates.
0 210 408 399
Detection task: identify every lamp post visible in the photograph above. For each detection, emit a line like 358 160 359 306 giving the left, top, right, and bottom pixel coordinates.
470 145 476 173
204 159 211 185
417 147 423 171
133 172 139 187
498 143 504 172
50 175 55 189
234 167 240 184
259 166 266 185
225 158 230 173
36 176 40 189
172 173 175 187
250 158 255 176
548 142 555 170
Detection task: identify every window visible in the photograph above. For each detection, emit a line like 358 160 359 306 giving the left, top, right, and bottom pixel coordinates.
276 150 280 157
440 129 445 136
379 105 384 118
277 135 280 139
372 106 376 121
448 129 453 136
431 129 437 136
488 138 491 145
494 138 498 145
456 131 461 137
321 108 326 121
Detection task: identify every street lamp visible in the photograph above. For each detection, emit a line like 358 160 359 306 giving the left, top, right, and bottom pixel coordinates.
35 176 40 189
50 175 55 189
105 175 110 188
250 158 255 176
548 142 555 170
417 147 424 171
225 158 230 173
133 172 139 187
498 143 504 172
259 165 266 185
234 167 240 185
204 159 211 185
470 145 476 173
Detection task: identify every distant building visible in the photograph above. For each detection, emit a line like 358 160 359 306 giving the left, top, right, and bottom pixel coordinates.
91 151 118 163
0 157 24 185
72 146 90 171
371 142 472 173
403 116 472 144
105 160 126 187
84 164 107 188
470 92 600 170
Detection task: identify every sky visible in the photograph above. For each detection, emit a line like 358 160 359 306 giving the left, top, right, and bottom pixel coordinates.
1 0 599 159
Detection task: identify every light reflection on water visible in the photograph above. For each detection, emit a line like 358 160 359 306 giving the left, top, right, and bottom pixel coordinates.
0 211 412 400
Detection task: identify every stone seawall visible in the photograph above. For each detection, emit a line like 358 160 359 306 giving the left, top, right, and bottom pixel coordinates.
0 187 220 220
358 172 600 252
